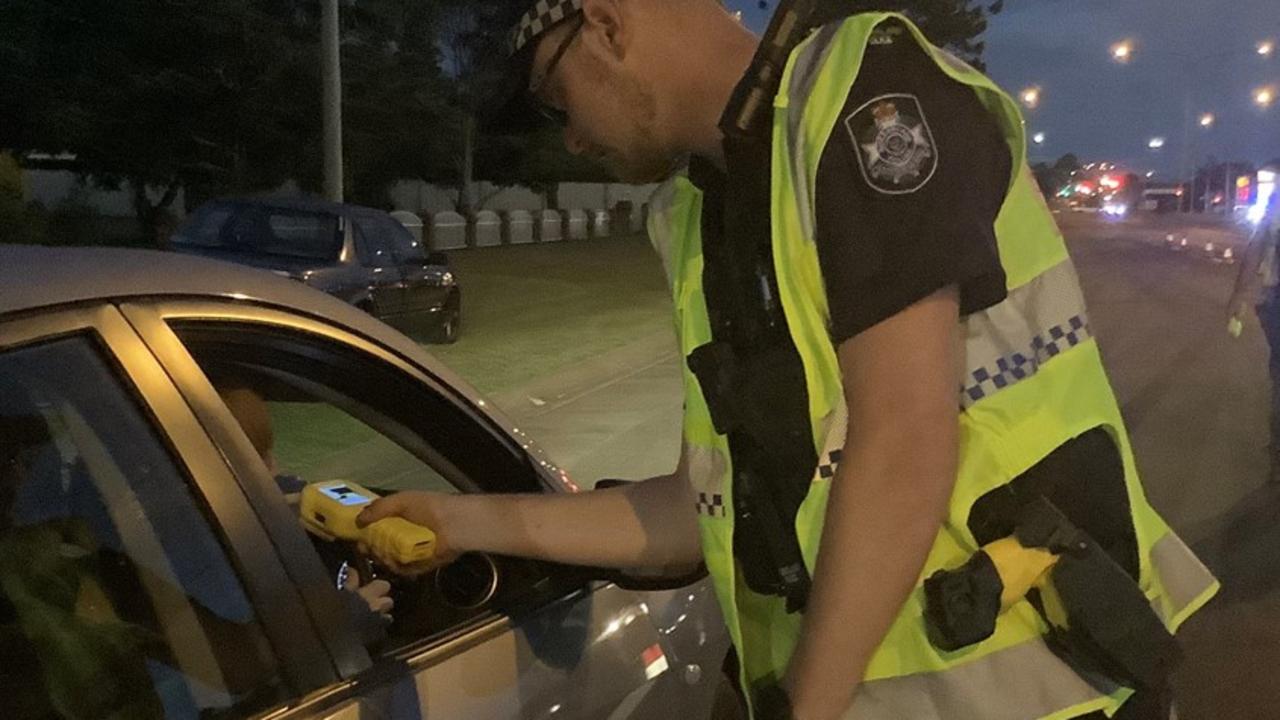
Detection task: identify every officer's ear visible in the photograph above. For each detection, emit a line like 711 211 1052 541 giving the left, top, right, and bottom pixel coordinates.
581 0 631 63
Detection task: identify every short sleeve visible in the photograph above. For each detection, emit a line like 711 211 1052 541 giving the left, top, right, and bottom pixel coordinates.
813 26 1011 345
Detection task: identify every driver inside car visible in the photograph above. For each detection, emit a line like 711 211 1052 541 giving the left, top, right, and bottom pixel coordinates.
214 383 395 644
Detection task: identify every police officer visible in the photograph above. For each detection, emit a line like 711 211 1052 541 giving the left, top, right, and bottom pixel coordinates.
1229 185 1280 483
359 2 1217 718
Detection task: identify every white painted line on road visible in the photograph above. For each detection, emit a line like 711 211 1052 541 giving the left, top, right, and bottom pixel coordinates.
528 396 547 407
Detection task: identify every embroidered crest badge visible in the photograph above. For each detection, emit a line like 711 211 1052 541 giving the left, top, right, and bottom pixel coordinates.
844 94 938 195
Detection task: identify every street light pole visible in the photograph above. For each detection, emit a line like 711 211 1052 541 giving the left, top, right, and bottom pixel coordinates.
321 0 344 203
1179 95 1193 212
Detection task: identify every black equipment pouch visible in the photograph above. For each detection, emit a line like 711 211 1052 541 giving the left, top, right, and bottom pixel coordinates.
1016 497 1183 691
923 492 1182 691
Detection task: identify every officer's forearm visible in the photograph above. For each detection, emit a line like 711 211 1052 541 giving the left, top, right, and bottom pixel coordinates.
444 470 703 570
785 287 960 720
784 430 956 718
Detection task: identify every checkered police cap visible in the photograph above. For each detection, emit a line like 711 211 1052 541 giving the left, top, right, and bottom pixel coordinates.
508 0 584 57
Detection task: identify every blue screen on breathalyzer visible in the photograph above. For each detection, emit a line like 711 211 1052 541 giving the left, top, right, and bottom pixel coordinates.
320 484 372 506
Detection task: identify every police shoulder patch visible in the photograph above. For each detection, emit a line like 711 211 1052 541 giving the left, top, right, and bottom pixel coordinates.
843 93 938 195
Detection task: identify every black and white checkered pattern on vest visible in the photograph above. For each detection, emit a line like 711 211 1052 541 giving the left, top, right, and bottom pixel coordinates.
508 0 584 57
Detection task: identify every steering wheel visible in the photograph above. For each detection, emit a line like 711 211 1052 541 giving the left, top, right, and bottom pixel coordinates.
314 534 500 640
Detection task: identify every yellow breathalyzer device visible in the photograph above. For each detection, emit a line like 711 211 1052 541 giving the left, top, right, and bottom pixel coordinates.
300 480 437 566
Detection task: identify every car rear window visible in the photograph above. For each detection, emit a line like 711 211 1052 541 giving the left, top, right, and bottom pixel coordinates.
173 206 342 262
259 213 342 260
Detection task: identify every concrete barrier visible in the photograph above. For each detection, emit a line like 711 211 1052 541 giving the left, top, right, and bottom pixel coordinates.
590 209 611 238
566 209 589 241
473 209 501 248
430 211 467 251
504 210 535 245
537 210 563 242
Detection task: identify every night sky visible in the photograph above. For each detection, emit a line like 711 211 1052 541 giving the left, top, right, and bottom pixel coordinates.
725 0 1280 178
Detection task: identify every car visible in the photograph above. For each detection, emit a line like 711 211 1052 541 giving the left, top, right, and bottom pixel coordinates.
170 197 461 344
0 245 742 720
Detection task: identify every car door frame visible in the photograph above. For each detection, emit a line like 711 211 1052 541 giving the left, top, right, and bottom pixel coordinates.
373 211 451 320
350 214 409 319
117 299 689 718
0 303 344 696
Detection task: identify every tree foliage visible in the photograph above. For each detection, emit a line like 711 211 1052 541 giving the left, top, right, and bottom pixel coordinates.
1 0 994 226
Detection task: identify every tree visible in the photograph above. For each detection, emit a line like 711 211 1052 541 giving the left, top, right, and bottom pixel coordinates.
0 0 458 227
435 0 530 211
341 0 458 207
1 0 325 234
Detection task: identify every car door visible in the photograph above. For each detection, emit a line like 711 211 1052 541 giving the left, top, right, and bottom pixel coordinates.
352 216 408 319
0 305 345 720
375 212 452 318
121 300 702 720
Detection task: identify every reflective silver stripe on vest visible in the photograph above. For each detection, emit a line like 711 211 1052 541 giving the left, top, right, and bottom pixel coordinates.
685 444 731 517
1150 531 1218 622
786 22 844 244
960 259 1091 409
647 175 683 287
848 637 1120 720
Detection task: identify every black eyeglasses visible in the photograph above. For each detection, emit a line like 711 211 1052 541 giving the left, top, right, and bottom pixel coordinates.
528 13 585 126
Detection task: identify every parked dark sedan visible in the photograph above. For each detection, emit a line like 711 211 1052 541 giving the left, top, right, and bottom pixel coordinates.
171 197 461 343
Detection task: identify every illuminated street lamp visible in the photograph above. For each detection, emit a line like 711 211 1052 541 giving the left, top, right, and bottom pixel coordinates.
1032 132 1047 145
1256 86 1276 109
1148 137 1166 150
1260 40 1276 58
1111 40 1135 64
1020 86 1042 110
1199 112 1215 128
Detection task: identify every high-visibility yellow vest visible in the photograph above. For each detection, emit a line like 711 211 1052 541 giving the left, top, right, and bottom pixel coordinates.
647 12 1218 719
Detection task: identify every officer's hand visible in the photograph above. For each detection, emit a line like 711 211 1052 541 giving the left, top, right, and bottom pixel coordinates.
356 491 458 576
343 567 394 618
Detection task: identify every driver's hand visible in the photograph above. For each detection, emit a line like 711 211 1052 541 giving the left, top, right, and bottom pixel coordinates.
356 491 458 576
343 567 394 618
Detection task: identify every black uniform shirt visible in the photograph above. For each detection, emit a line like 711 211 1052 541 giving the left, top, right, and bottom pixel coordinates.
814 30 1010 344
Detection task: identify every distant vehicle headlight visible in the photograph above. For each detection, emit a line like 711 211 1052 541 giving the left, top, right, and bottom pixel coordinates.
440 272 455 287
